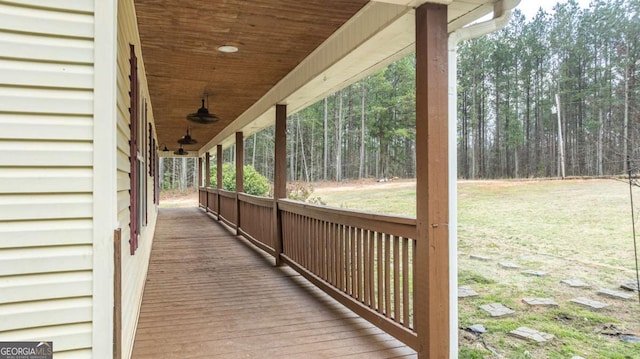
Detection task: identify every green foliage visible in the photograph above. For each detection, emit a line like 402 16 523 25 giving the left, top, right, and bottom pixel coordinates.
286 181 325 205
209 163 270 197
459 347 486 359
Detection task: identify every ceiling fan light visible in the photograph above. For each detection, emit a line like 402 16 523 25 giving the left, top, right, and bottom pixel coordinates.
177 128 198 145
187 97 220 124
217 45 238 53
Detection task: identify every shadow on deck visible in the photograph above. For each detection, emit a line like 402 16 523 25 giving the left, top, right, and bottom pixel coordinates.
132 207 416 358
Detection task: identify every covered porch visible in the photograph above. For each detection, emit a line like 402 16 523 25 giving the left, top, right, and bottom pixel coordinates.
132 207 416 358
134 1 519 357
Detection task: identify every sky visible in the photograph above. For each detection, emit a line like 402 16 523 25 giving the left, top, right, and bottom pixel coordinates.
516 0 592 19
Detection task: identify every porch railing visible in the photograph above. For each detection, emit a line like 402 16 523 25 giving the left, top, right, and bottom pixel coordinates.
218 189 237 228
198 190 419 350
198 187 207 208
237 193 276 255
206 188 218 215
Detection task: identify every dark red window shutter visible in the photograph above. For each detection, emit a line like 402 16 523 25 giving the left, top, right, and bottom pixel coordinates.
129 44 139 255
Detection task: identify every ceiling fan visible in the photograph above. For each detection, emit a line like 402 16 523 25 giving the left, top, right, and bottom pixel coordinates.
186 95 220 124
177 128 197 145
173 145 188 156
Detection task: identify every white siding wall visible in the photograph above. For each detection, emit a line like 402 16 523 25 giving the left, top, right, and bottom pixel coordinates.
117 1 158 357
0 1 95 357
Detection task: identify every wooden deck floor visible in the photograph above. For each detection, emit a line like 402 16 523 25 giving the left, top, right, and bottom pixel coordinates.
132 207 416 359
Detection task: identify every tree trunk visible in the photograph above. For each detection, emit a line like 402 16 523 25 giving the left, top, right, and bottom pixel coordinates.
555 93 566 179
335 90 343 182
598 108 604 176
180 157 187 193
359 83 366 179
323 97 328 181
297 114 310 182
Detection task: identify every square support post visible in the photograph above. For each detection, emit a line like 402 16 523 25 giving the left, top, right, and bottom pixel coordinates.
205 153 211 209
235 132 244 234
205 152 211 188
415 3 449 358
273 104 287 265
216 144 223 220
198 156 203 188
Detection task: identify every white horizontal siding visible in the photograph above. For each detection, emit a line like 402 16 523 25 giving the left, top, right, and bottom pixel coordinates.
116 1 161 357
0 59 93 89
0 245 92 276
0 0 93 13
0 31 93 64
0 219 92 248
0 87 93 114
0 193 92 221
0 168 92 193
0 3 93 38
0 272 92 304
0 323 91 352
0 141 92 167
0 1 96 356
0 114 92 141
0 297 92 332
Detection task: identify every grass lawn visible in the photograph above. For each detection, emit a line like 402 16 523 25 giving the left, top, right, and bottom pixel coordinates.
315 178 640 358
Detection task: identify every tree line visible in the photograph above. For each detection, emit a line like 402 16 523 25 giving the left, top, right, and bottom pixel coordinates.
242 0 639 182
457 0 639 178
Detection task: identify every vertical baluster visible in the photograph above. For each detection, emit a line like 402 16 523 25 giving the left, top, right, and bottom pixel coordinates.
332 222 338 287
384 233 391 318
344 226 350 295
393 235 400 322
369 230 375 308
313 219 318 276
356 227 362 301
317 219 322 277
338 224 344 291
412 238 416 329
377 232 383 314
403 237 410 327
363 229 369 306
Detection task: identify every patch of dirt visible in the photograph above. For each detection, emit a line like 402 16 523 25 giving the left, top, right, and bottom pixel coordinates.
160 190 198 207
313 178 416 193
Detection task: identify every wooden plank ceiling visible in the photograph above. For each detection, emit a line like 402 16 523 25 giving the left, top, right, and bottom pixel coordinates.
134 0 369 154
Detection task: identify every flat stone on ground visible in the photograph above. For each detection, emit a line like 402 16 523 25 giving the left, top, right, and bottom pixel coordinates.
562 279 590 288
571 297 609 310
621 280 639 292
509 326 554 343
467 324 487 334
522 269 547 277
597 288 633 300
458 286 479 298
499 262 521 269
480 303 515 317
523 297 558 307
571 356 586 359
469 254 491 261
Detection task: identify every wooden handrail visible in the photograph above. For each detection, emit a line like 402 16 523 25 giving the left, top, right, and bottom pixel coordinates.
278 199 417 240
218 189 236 199
238 192 273 207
